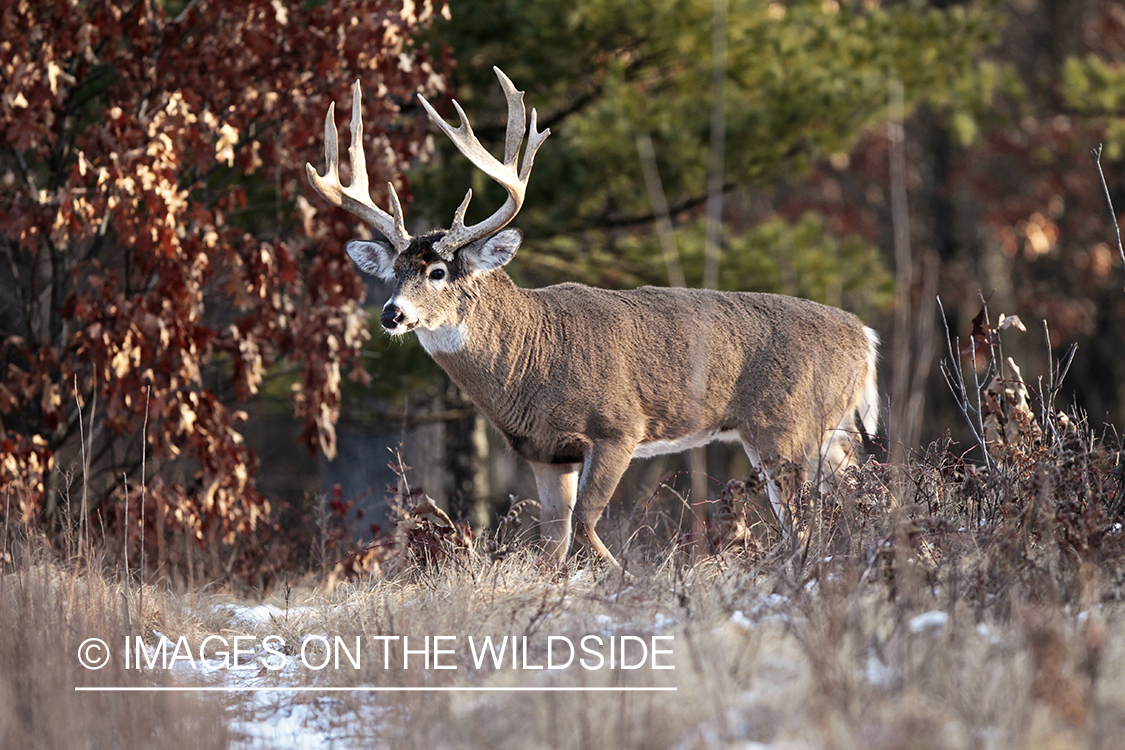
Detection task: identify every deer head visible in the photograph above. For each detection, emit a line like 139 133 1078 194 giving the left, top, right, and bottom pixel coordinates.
306 67 550 338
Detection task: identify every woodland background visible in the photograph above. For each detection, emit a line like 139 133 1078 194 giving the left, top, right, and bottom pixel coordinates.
2 0 1124 587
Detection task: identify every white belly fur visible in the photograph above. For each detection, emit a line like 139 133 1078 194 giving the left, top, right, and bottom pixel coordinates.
632 430 742 459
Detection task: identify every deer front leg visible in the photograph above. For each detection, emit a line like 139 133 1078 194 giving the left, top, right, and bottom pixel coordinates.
573 441 636 569
531 462 580 565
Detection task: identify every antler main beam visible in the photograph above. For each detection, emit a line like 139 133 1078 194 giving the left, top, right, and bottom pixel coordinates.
306 82 412 252
419 67 551 258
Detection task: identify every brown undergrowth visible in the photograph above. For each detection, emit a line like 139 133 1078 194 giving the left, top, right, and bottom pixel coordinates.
3 420 1124 749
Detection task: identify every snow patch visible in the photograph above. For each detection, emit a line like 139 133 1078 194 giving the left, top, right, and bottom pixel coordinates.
730 610 753 630
223 603 318 627
865 648 900 688
908 610 949 634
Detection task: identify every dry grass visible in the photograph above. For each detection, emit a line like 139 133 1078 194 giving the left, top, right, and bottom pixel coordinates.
0 547 229 749
3 402 1125 748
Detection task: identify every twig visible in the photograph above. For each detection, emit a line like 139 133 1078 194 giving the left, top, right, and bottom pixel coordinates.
123 472 129 578
74 374 90 563
2 482 9 572
140 386 149 620
936 297 995 472
88 371 97 557
1038 319 1078 449
978 291 1003 378
971 298 997 472
1091 144 1125 292
1039 320 1055 436
317 491 327 586
122 472 132 634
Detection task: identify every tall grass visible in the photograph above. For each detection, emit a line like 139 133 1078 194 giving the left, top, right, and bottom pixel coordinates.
0 538 228 749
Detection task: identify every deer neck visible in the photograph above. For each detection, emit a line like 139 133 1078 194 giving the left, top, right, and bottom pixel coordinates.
419 270 538 415
418 270 531 357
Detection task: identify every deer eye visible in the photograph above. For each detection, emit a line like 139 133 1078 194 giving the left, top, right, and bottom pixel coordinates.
428 267 446 281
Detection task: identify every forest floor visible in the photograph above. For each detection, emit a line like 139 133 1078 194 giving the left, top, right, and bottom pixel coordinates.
4 471 1125 750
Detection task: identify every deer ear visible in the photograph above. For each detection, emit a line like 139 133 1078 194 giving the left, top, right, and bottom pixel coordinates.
461 229 522 274
345 240 398 282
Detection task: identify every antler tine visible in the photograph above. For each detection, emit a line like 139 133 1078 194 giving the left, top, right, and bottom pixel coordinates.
417 96 517 192
305 81 411 251
420 67 551 256
520 107 550 183
347 82 370 197
493 67 526 168
386 180 407 236
450 189 473 228
324 102 339 182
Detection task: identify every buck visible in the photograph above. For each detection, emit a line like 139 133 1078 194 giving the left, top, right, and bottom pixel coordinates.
307 68 879 567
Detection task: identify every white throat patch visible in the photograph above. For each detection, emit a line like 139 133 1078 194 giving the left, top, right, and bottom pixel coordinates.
416 322 468 354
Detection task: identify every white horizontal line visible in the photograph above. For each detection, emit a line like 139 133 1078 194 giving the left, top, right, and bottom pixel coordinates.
75 686 676 693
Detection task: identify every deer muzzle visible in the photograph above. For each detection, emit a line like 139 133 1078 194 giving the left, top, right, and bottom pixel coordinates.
381 305 406 331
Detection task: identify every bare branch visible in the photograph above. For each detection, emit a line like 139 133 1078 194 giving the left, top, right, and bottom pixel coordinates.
1091 143 1125 293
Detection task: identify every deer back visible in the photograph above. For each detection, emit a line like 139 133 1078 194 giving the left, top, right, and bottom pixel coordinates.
428 270 873 466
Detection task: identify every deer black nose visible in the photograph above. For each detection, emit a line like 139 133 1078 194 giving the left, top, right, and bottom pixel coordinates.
381 306 404 330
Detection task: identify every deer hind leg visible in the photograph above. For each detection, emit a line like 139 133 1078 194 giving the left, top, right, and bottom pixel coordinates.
572 441 635 569
739 441 791 534
801 414 866 553
739 436 818 546
812 412 861 493
531 462 580 565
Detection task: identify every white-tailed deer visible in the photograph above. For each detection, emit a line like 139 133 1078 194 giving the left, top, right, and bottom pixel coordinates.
307 68 879 567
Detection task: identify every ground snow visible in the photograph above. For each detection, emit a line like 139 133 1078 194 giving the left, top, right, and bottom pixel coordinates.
140 607 385 749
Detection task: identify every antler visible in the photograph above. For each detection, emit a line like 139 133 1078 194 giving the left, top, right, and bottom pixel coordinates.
306 82 412 252
419 66 550 259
